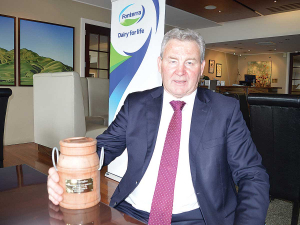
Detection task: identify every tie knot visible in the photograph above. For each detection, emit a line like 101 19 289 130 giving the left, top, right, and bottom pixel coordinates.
170 100 186 111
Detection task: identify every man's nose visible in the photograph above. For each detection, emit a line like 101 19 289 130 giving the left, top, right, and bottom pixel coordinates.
175 63 186 76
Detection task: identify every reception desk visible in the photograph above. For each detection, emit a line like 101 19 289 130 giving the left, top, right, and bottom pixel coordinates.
202 85 282 96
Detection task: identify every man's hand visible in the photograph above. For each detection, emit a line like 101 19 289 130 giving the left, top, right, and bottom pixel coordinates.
47 167 63 205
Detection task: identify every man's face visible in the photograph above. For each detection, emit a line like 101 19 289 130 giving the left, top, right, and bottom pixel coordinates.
158 39 205 98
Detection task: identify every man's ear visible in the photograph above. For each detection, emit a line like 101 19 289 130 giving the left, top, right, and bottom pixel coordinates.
200 60 206 76
157 56 162 74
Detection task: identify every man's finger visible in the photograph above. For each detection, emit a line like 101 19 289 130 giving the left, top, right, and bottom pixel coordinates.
48 186 63 203
48 167 59 183
49 194 59 206
47 175 63 195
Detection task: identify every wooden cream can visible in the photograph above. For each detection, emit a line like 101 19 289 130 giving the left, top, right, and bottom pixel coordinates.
53 137 100 209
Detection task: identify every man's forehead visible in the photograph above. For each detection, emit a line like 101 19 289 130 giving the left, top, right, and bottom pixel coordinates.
164 39 199 51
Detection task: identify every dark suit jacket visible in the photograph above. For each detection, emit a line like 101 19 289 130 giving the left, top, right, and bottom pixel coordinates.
97 87 270 225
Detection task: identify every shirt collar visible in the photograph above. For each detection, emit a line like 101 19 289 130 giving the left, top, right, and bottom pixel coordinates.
163 89 197 108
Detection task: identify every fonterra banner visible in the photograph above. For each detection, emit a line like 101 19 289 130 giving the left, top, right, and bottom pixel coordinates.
108 0 165 180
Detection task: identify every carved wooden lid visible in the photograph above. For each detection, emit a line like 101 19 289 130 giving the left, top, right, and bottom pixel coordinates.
59 137 97 155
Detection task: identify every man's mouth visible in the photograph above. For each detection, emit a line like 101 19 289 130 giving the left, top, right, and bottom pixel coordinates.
174 80 186 84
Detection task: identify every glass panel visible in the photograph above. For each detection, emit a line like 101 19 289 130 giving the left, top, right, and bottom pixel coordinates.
293 55 300 67
292 79 300 91
99 52 108 69
89 69 98 78
100 35 109 52
292 68 300 79
99 70 108 79
89 34 99 51
89 51 98 68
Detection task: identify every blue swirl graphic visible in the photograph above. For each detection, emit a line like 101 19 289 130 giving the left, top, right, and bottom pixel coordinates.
137 5 145 23
152 0 160 32
109 29 152 123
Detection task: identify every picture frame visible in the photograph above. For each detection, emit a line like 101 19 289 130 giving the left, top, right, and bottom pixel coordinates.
0 14 16 86
18 18 74 86
216 63 222 77
208 60 215 74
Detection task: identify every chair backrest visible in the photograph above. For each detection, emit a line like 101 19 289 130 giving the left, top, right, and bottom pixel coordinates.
223 93 250 129
80 77 109 118
80 77 89 117
87 77 109 117
0 88 12 167
248 93 300 202
33 72 86 149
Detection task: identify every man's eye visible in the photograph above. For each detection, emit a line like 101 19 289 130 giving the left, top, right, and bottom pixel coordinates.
186 61 193 65
170 60 176 63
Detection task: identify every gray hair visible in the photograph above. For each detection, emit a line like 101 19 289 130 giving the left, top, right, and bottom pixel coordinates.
160 28 205 63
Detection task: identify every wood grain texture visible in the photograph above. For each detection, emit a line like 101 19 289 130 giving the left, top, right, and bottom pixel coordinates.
57 137 100 209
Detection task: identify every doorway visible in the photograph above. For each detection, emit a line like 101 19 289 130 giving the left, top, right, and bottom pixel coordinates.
85 24 110 79
288 52 300 95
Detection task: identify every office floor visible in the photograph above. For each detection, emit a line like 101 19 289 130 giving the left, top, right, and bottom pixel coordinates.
3 143 299 224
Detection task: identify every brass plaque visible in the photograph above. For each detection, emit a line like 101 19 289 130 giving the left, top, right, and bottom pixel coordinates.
65 178 93 194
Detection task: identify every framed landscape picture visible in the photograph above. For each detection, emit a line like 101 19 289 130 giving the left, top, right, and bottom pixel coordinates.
18 18 74 86
0 14 16 86
216 63 222 77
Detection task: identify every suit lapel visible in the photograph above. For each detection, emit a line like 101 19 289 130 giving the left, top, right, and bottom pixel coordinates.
189 88 211 182
142 87 163 173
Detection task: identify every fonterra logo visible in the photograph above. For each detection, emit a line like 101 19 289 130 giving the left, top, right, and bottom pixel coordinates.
119 4 145 26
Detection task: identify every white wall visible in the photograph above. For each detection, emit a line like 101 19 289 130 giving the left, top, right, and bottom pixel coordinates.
1 0 111 145
204 49 238 86
238 53 288 94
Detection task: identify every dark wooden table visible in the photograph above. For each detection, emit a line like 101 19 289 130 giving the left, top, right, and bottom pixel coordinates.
0 164 144 225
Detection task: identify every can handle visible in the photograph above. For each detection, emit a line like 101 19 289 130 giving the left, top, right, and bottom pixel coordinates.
98 147 104 170
52 147 59 171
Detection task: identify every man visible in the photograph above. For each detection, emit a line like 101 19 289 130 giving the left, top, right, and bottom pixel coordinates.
48 28 270 224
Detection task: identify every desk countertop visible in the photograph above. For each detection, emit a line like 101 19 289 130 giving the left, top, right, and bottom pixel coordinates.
0 164 144 225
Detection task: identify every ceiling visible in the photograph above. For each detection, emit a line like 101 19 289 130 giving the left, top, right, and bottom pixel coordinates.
74 0 300 55
206 34 300 55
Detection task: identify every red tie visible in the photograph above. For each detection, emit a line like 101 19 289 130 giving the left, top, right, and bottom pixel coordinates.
148 100 186 225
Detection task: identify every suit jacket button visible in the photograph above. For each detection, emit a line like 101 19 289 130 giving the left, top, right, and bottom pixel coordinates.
114 202 117 205
136 181 138 184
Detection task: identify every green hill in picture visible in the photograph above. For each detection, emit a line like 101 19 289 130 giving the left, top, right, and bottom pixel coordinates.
19 48 73 85
0 47 73 86
0 47 15 85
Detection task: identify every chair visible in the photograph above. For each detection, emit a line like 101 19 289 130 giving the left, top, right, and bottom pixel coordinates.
223 93 250 129
81 77 109 126
248 93 300 225
33 72 107 151
0 88 12 168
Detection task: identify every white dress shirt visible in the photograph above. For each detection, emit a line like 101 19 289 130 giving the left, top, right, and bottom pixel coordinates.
125 90 199 214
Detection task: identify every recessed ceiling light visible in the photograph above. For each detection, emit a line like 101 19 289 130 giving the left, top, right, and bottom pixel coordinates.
274 0 277 2
239 54 242 57
274 49 277 50
233 53 236 55
204 5 217 10
218 10 221 13
248 50 251 51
